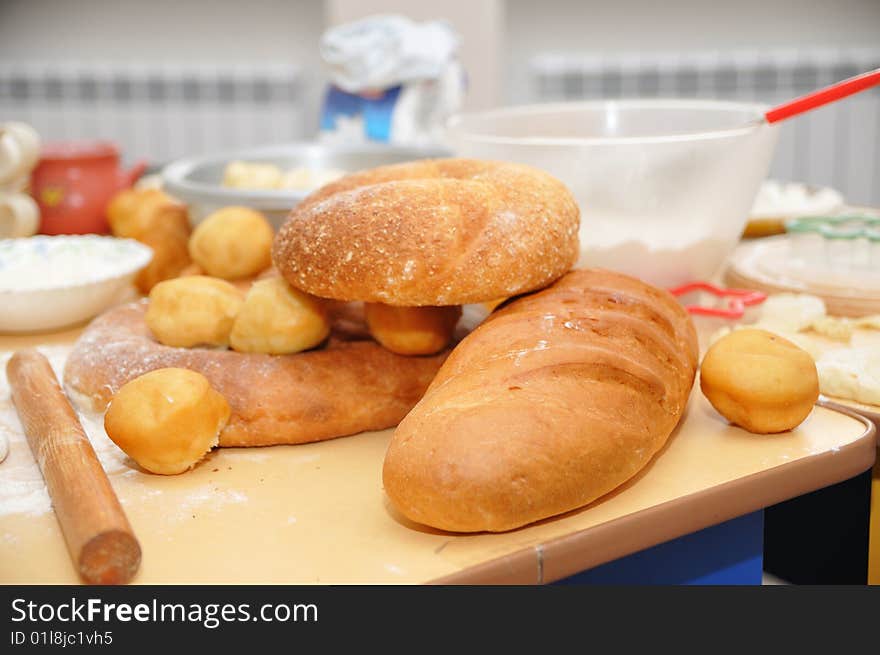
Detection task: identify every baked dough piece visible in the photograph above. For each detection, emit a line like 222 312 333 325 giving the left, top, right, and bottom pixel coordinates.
104 368 230 475
64 301 449 447
364 303 461 355
145 276 244 348
107 188 192 293
189 206 274 280
700 329 819 433
230 277 330 354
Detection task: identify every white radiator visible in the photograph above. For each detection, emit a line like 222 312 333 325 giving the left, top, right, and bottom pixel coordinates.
529 49 880 207
0 61 306 167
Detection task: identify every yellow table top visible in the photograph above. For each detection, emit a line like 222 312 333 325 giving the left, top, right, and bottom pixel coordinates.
0 326 875 585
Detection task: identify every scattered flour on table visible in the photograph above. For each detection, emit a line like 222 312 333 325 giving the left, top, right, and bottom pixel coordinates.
0 346 247 520
172 486 248 519
384 563 405 576
0 345 128 517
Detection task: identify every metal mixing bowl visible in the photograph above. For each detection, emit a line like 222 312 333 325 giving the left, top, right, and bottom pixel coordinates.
162 142 450 228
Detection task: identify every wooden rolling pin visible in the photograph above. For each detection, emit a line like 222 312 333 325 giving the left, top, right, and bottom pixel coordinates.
7 349 141 584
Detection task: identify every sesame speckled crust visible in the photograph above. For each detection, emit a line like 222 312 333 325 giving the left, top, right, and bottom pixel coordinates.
271 159 580 306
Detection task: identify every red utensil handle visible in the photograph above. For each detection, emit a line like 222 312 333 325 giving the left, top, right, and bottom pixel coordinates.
765 67 880 124
668 281 767 319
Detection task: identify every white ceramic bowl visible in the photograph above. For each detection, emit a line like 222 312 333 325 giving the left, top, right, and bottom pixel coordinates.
0 235 152 333
447 99 780 287
162 142 450 229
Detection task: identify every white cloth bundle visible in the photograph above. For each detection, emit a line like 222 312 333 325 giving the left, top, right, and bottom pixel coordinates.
319 15 465 147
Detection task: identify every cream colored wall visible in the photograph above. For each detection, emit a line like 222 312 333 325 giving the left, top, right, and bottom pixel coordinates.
0 0 323 64
3 0 877 125
4 0 877 112
0 0 327 130
0 0 504 119
505 0 880 103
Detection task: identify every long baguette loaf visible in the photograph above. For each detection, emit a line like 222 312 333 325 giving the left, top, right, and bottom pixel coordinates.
382 268 699 532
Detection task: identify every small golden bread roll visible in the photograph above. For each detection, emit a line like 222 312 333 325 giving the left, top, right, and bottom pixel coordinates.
700 329 819 434
365 303 461 355
188 206 274 280
230 277 330 354
146 276 244 348
107 188 151 232
104 368 230 475
107 188 192 294
108 188 168 238
135 227 192 294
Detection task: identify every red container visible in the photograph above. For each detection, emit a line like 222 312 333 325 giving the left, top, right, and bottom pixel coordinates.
31 141 147 235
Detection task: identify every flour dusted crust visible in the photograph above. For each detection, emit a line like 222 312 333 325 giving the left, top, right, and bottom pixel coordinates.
64 301 448 447
272 159 580 306
382 269 699 532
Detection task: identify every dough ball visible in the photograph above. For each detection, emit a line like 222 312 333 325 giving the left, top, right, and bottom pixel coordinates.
700 329 819 434
108 188 192 293
230 277 330 354
108 189 171 239
188 206 273 280
146 275 244 348
365 303 461 355
817 347 880 406
107 188 150 234
104 368 230 475
222 161 282 189
809 315 853 342
758 293 826 333
134 223 192 294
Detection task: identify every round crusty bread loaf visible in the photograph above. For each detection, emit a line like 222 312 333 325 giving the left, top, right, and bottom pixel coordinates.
382 268 699 532
272 159 580 306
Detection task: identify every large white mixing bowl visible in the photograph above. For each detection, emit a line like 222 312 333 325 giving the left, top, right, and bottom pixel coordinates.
447 100 780 287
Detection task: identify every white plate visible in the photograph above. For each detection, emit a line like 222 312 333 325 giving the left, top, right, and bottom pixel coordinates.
0 235 152 333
